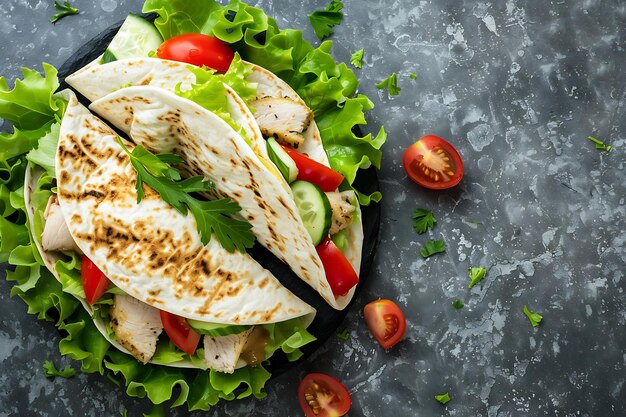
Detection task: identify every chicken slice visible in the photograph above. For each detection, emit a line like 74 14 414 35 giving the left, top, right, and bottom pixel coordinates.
41 195 81 253
110 295 164 364
326 191 356 235
249 97 313 149
203 328 253 374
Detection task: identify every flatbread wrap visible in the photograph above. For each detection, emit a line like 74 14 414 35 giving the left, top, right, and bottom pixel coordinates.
26 90 316 373
67 56 365 310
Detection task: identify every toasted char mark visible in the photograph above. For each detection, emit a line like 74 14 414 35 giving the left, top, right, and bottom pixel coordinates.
260 303 283 322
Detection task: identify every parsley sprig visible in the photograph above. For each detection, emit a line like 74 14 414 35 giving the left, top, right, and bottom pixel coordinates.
43 360 75 378
523 305 543 327
50 1 79 23
376 72 401 96
435 392 451 405
350 49 364 69
412 208 436 234
117 139 255 253
308 0 344 40
587 136 612 152
468 267 487 288
420 239 446 258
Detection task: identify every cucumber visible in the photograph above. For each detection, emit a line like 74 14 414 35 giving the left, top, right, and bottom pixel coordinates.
291 180 332 246
266 137 298 183
187 319 250 337
101 14 163 63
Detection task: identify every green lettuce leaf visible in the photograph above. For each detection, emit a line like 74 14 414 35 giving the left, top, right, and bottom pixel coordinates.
141 0 223 39
26 122 61 177
262 317 316 362
0 63 66 131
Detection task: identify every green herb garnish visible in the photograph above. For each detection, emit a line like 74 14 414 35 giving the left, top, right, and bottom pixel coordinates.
420 239 446 258
468 267 487 288
523 305 543 327
50 1 79 23
587 136 612 151
43 360 76 378
350 49 364 69
410 73 417 80
452 299 464 309
376 72 400 96
337 328 350 341
412 208 436 235
308 0 344 40
435 392 451 404
117 138 255 253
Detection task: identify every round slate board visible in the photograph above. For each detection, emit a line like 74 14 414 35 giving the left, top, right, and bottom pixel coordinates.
57 16 381 378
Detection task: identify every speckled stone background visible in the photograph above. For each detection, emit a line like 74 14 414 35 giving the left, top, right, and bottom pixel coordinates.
1 0 625 416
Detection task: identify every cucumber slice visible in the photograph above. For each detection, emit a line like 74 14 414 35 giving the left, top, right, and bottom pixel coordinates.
101 14 163 63
266 137 299 183
291 180 332 246
187 319 250 337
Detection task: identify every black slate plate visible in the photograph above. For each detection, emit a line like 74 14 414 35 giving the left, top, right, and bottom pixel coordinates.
57 16 381 379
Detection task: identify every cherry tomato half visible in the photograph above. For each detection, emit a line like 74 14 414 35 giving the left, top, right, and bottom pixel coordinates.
281 145 345 192
156 34 235 72
363 299 406 349
81 256 110 304
160 311 201 356
298 373 351 417
316 237 359 297
402 135 464 190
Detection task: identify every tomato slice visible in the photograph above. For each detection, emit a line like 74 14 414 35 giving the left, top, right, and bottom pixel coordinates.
316 237 359 297
402 135 464 190
81 256 110 304
160 311 201 356
298 373 351 417
363 299 406 349
156 34 235 72
281 145 345 192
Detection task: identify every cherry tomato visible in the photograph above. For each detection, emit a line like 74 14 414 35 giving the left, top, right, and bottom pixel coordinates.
316 237 359 297
281 145 345 192
298 373 351 417
363 299 406 349
402 135 464 190
81 256 110 304
160 311 201 356
156 34 235 72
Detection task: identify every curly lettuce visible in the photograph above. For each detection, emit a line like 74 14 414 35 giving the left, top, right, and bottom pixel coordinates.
143 0 385 204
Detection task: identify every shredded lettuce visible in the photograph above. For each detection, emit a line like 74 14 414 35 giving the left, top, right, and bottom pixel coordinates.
143 0 385 203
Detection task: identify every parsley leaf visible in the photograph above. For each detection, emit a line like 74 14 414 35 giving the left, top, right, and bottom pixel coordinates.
117 138 255 253
435 392 451 405
468 267 487 288
452 299 464 309
308 0 344 40
43 360 76 378
50 1 79 24
376 72 401 96
350 49 364 69
420 239 446 258
410 72 417 80
587 136 612 152
523 305 543 327
337 328 350 341
412 208 436 234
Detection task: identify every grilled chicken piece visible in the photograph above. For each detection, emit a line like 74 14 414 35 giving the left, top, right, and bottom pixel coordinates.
110 295 164 364
203 328 253 374
326 191 356 235
250 97 313 149
41 195 82 253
